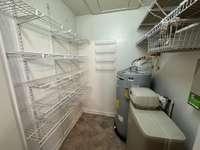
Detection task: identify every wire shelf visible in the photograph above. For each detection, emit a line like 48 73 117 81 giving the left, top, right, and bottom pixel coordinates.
0 0 89 45
6 51 88 61
148 0 199 38
29 70 86 89
40 104 82 149
52 31 90 45
20 80 86 119
33 86 83 119
0 0 57 26
137 0 200 49
138 0 182 29
25 100 81 145
13 68 87 88
24 81 85 144
148 19 200 53
0 0 40 18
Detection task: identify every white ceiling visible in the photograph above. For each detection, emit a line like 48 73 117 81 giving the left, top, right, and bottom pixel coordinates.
63 0 149 16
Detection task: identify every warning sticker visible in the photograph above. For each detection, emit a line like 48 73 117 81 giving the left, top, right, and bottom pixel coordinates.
124 88 130 100
116 99 120 109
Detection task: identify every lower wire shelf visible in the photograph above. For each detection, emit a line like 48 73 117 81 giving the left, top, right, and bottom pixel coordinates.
25 99 81 146
20 77 84 116
40 104 82 150
24 82 86 145
34 86 83 119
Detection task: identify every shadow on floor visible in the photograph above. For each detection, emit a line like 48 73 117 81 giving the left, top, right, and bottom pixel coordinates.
60 113 126 150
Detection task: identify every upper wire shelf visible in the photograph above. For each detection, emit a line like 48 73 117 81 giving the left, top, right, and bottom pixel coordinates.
148 19 200 53
6 51 88 61
137 0 200 52
0 0 89 45
138 0 183 29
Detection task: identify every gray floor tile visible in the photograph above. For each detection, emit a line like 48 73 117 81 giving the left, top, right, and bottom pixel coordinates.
60 113 126 150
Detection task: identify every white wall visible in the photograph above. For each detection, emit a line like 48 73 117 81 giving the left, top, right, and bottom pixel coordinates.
153 52 200 150
77 8 146 70
0 30 24 150
76 8 146 115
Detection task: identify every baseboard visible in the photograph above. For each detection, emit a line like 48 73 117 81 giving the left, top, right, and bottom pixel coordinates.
83 108 116 117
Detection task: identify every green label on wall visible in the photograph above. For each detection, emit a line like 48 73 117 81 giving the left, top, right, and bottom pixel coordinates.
189 59 200 110
188 92 200 110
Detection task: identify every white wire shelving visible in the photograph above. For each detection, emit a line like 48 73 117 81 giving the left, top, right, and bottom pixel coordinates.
41 104 81 150
30 70 85 89
6 51 88 61
0 0 89 45
0 1 88 150
137 0 200 53
33 86 82 119
25 100 82 146
21 78 86 148
138 0 183 29
24 80 86 144
148 20 200 52
14 69 87 88
19 71 86 119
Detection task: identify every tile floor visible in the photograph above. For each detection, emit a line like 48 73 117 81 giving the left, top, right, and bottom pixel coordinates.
60 113 126 150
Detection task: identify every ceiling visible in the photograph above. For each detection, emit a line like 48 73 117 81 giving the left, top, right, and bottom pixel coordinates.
63 0 152 16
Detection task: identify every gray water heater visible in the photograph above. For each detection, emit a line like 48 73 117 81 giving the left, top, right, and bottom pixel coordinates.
114 59 152 141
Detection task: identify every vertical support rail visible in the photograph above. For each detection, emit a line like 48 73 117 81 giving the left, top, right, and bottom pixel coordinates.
12 1 40 148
